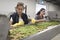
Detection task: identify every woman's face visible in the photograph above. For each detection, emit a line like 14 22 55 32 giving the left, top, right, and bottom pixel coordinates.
16 6 24 15
40 10 45 16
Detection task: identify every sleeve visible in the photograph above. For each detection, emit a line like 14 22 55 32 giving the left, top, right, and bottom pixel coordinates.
9 15 13 22
24 14 29 24
35 15 38 20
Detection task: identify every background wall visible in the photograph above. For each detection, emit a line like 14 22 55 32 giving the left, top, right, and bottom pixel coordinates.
36 4 46 13
0 0 60 18
44 1 60 11
0 0 36 18
44 1 60 18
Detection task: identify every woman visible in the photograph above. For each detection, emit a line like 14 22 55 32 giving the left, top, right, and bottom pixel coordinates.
9 2 29 25
35 8 46 22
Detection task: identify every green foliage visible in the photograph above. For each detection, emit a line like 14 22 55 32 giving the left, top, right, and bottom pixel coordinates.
9 21 60 40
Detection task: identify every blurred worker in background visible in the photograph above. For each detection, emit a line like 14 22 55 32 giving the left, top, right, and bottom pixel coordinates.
35 8 46 22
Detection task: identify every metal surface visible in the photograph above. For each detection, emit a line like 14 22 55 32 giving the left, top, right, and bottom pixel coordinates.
23 25 60 40
0 15 9 40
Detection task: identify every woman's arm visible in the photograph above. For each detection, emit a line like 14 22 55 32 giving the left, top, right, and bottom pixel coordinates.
9 16 13 25
36 19 46 22
9 20 13 25
35 15 47 22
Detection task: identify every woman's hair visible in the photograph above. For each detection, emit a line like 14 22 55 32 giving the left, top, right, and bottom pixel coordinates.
16 2 24 8
36 8 45 15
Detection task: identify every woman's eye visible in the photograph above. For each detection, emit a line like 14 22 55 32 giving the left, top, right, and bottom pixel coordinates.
18 8 23 10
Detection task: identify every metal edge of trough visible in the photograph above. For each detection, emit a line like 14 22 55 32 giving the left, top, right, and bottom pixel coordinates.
22 24 60 40
0 15 9 40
